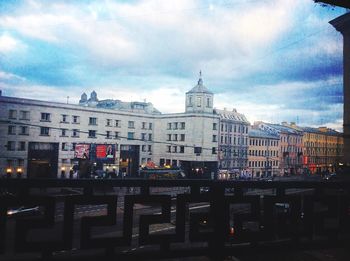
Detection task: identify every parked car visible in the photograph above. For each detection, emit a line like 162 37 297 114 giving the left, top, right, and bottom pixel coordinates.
323 173 337 181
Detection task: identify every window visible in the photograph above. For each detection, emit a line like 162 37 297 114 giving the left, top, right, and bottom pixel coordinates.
72 129 79 137
19 110 30 120
7 141 15 151
18 159 24 166
115 120 120 127
142 122 146 129
41 113 51 121
167 146 171 153
197 97 201 107
180 134 185 141
149 123 153 130
189 96 193 106
167 123 172 130
180 122 185 129
72 115 80 124
148 145 152 152
207 97 210 107
62 142 67 150
213 123 217 130
173 134 178 141
106 119 112 126
19 126 29 135
8 110 17 119
40 127 50 136
61 114 68 123
127 132 134 140
174 122 178 129
89 117 97 125
114 131 120 139
148 134 152 141
18 141 26 151
142 145 146 152
128 121 135 128
180 146 184 153
61 129 68 137
106 131 111 139
213 135 217 142
173 146 177 153
141 133 146 140
88 130 96 138
8 125 16 135
194 147 202 154
167 134 171 141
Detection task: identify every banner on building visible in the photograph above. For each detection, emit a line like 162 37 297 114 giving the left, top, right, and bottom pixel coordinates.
74 144 90 159
96 144 115 159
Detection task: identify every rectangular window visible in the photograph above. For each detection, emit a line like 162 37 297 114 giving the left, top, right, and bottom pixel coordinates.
18 159 24 167
7 141 15 151
61 129 68 137
149 123 153 130
141 133 146 140
194 147 202 154
88 130 96 138
61 114 68 123
19 110 30 120
115 120 120 127
128 121 135 128
173 146 177 153
41 113 51 122
173 134 178 141
174 122 178 129
8 125 16 135
61 142 67 151
167 123 172 130
142 145 146 152
167 134 171 141
180 146 185 153
197 97 201 107
89 117 97 125
148 134 152 141
127 132 134 140
207 97 210 107
40 127 50 136
180 134 185 141
18 141 26 151
72 129 79 137
142 122 146 129
114 131 120 139
72 115 80 124
167 146 171 153
212 135 217 142
213 123 217 130
106 119 112 126
8 110 17 119
148 145 152 152
180 122 185 129
106 131 111 139
212 147 217 154
19 126 29 135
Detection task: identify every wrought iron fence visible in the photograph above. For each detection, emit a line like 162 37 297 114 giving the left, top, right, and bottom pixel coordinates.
0 178 349 260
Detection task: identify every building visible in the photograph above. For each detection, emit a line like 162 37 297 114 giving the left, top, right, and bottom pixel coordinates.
215 108 250 175
0 74 225 179
255 122 303 176
248 128 280 178
299 126 343 174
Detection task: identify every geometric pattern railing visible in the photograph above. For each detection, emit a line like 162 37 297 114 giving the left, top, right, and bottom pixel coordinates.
0 179 350 260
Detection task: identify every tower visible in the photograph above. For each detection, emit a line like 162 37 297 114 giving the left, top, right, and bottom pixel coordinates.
185 71 214 114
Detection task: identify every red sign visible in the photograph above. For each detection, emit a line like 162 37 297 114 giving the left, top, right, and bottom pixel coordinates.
96 144 114 159
74 144 90 159
303 156 308 165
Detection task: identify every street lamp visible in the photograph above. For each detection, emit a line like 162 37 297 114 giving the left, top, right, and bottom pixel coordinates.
6 167 12 178
61 167 66 179
16 167 22 179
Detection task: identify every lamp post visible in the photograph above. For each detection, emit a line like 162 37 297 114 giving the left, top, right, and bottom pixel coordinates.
6 167 12 178
61 167 66 179
16 167 22 179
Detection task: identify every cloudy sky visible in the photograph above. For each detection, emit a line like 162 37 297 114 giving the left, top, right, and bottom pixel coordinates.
0 0 347 131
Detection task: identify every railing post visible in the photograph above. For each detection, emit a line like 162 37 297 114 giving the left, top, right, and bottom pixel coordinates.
209 181 226 261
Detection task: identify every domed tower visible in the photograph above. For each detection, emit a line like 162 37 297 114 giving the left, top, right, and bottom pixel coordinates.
79 92 87 105
185 71 214 113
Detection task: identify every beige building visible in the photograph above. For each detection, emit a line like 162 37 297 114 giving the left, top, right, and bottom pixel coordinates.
248 128 279 178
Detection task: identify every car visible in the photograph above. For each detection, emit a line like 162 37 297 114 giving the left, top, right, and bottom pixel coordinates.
323 173 337 181
7 206 41 217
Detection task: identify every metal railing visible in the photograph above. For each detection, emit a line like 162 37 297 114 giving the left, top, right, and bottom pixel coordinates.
0 178 350 260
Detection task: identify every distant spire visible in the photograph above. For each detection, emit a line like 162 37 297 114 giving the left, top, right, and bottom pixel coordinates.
198 70 203 85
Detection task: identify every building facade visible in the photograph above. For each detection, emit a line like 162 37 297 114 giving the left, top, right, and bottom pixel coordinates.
248 128 280 178
0 75 222 179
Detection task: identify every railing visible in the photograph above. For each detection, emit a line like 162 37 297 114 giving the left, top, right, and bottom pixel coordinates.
0 178 350 260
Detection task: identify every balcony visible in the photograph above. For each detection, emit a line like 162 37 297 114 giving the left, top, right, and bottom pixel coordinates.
0 178 349 260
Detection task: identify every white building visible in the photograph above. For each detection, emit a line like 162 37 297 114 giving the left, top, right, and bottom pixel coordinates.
1 74 242 179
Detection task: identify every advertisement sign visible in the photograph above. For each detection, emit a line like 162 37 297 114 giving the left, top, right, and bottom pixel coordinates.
74 144 90 159
95 144 115 160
